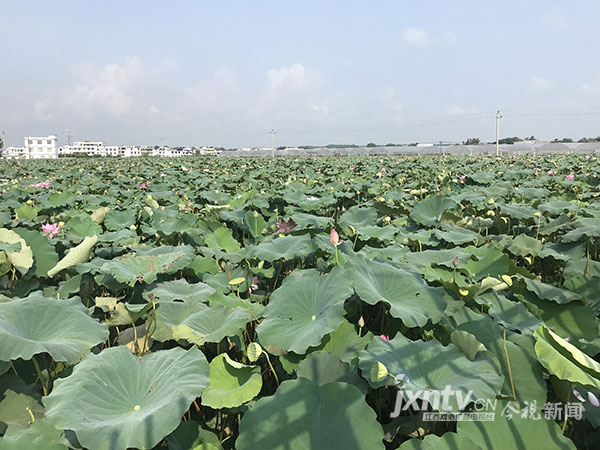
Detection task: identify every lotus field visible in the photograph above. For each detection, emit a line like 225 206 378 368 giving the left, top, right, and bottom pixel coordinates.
1 154 600 450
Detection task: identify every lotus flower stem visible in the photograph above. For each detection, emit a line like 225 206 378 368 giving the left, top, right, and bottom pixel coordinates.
263 352 279 386
503 327 516 402
562 390 571 432
31 355 48 396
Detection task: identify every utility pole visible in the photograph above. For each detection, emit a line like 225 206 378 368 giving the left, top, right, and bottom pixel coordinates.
1 131 5 154
65 129 73 146
270 129 276 158
495 110 502 156
439 141 443 154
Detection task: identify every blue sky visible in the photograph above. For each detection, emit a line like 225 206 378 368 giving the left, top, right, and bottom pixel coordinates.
1 1 600 147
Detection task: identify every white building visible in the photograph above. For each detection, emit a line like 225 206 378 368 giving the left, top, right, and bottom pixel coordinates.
24 135 58 159
59 141 141 157
3 147 26 159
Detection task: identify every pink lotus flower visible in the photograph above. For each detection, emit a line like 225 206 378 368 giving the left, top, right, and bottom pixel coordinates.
380 334 390 342
547 169 554 175
349 167 354 171
42 223 60 238
275 219 296 234
379 168 386 173
29 179 50 189
459 174 467 181
566 174 575 181
306 196 319 201
330 229 340 247
249 275 259 293
160 173 167 177
508 163 515 167
139 182 149 189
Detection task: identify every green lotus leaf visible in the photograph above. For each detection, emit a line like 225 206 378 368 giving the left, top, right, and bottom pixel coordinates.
47 191 76 207
506 234 542 257
204 227 241 252
290 212 333 230
433 226 483 246
462 244 510 281
201 353 262 409
457 399 576 450
47 235 98 278
43 346 209 450
520 276 581 304
534 326 600 390
247 234 317 262
356 225 397 242
348 256 446 328
153 302 253 344
450 330 487 361
0 294 108 363
15 205 37 221
103 245 194 286
236 378 384 450
403 248 471 272
320 320 373 365
358 333 503 410
296 351 368 393
145 279 216 303
256 267 353 355
0 389 44 429
0 418 67 450
0 229 33 275
13 228 58 278
338 206 378 229
474 292 543 334
104 209 137 231
496 202 538 220
245 209 268 237
397 431 482 449
166 422 223 450
410 196 456 226
517 292 599 340
65 217 102 242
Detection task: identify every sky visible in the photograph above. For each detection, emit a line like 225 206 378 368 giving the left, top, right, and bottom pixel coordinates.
2 1 600 148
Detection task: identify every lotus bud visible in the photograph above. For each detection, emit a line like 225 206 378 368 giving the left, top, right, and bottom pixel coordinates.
330 229 340 247
358 316 365 328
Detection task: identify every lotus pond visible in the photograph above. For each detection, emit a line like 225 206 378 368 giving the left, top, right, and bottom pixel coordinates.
0 154 600 449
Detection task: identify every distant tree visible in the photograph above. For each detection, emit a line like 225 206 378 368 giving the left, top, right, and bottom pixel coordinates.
553 138 574 143
408 142 418 147
277 146 286 150
366 142 377 147
385 143 396 147
578 136 600 143
463 137 480 145
153 145 159 149
526 136 536 141
498 136 522 145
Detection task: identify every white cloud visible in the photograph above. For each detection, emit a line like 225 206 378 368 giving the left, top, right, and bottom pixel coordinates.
265 63 322 92
447 105 480 116
530 76 552 90
402 28 429 47
149 105 160 114
442 30 458 44
63 57 144 119
541 6 568 29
